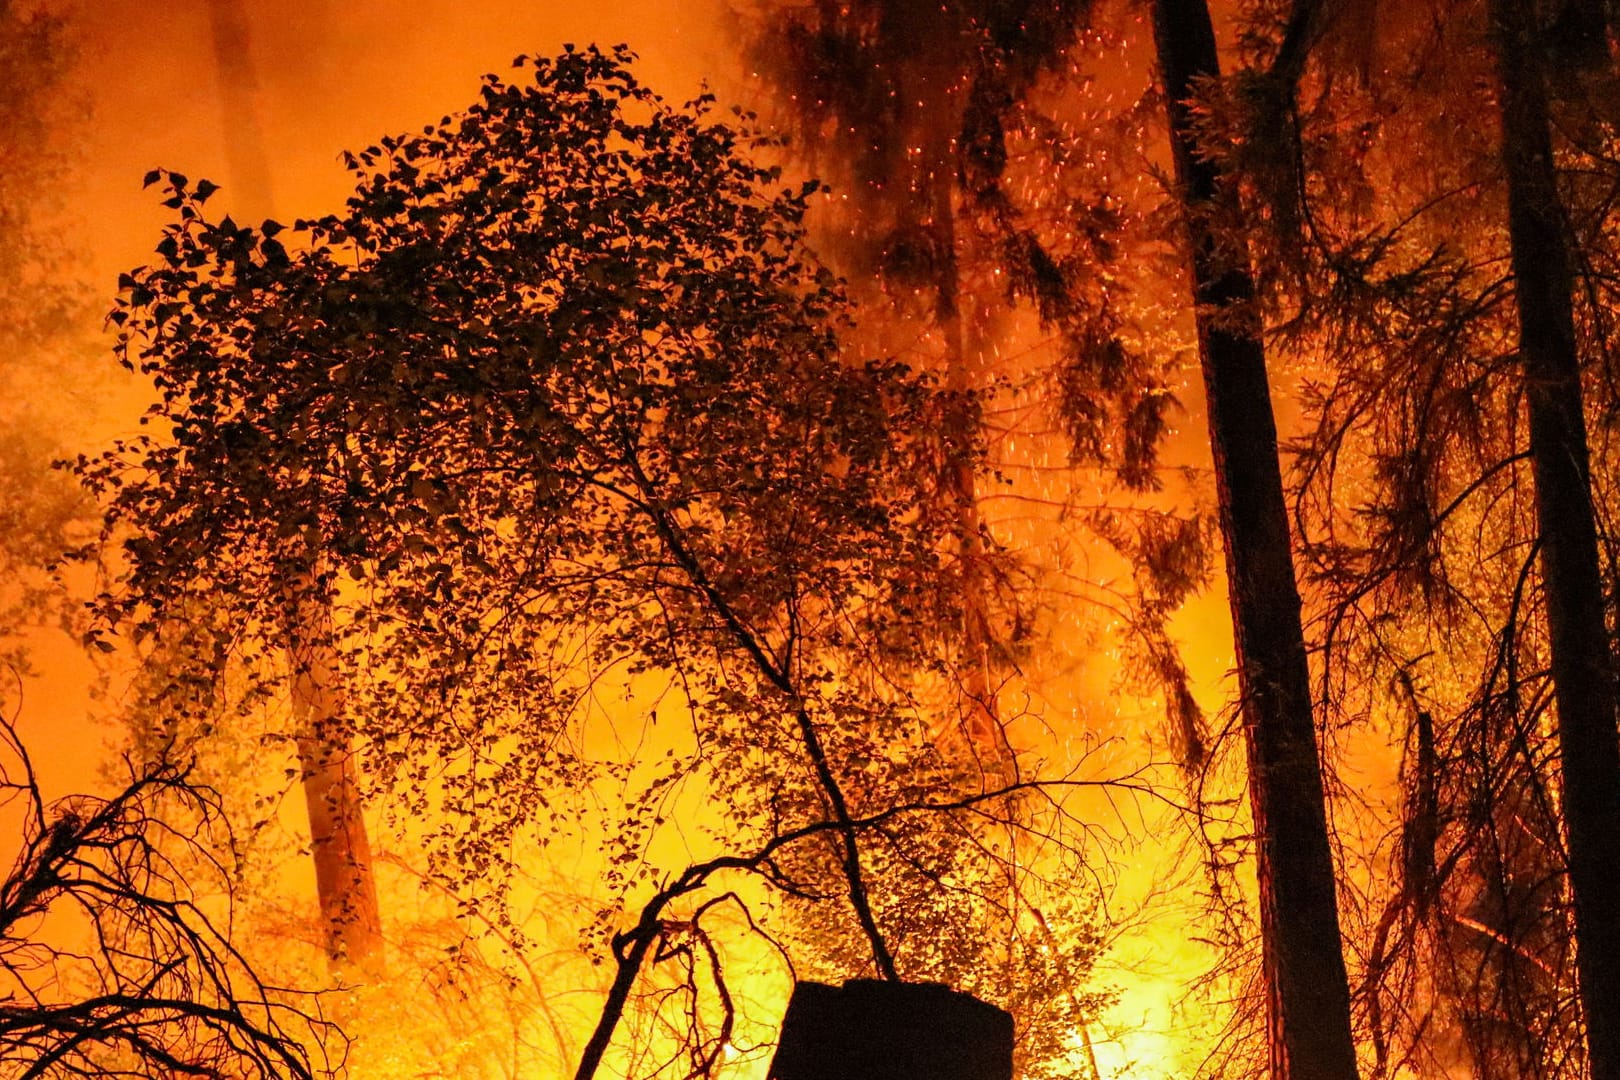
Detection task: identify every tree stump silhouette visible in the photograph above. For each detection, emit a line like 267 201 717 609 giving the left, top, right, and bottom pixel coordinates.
769 980 1014 1080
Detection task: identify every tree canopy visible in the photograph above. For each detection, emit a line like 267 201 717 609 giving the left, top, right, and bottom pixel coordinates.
83 41 968 883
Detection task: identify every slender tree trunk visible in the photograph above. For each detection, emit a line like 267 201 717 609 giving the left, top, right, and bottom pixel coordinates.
928 161 1007 771
1149 3 1359 1078
208 0 383 974
1489 3 1620 1077
205 0 274 213
286 577 384 972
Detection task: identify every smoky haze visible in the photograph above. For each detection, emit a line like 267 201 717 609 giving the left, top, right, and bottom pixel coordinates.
70 0 730 282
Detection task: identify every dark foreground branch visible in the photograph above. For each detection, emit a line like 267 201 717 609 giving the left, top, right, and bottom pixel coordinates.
0 716 338 1079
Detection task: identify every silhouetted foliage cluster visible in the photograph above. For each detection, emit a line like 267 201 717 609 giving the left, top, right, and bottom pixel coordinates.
81 45 972 901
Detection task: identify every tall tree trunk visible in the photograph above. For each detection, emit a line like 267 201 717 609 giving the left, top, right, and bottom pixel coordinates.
205 0 274 212
208 0 384 973
1489 3 1620 1076
928 157 1007 772
1149 3 1359 1078
287 580 385 972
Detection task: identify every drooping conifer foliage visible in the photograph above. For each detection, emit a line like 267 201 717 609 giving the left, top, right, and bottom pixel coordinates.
743 0 1213 780
1189 2 1620 1078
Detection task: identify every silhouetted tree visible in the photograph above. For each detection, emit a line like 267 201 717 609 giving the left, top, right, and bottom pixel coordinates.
745 0 1201 770
1251 0 1620 1074
1148 2 1360 1078
1487 2 1620 1075
203 0 383 976
79 45 1144 1077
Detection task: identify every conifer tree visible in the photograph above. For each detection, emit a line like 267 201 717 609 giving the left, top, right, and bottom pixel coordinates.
746 0 1202 771
1487 1 1620 1074
1148 2 1360 1077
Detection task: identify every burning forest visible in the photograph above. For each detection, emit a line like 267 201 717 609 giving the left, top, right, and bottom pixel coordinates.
1 0 1619 1078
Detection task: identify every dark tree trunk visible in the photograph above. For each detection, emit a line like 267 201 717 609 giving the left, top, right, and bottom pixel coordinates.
1489 3 1620 1077
1148 3 1359 1079
1548 0 1610 66
205 0 274 213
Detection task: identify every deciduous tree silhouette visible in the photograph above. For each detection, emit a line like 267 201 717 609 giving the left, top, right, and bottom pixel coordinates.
80 45 1140 1076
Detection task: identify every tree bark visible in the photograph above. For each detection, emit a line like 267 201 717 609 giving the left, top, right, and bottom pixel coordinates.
1149 3 1359 1079
1489 3 1620 1077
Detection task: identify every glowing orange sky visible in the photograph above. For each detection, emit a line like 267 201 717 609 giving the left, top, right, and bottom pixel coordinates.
70 0 732 282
